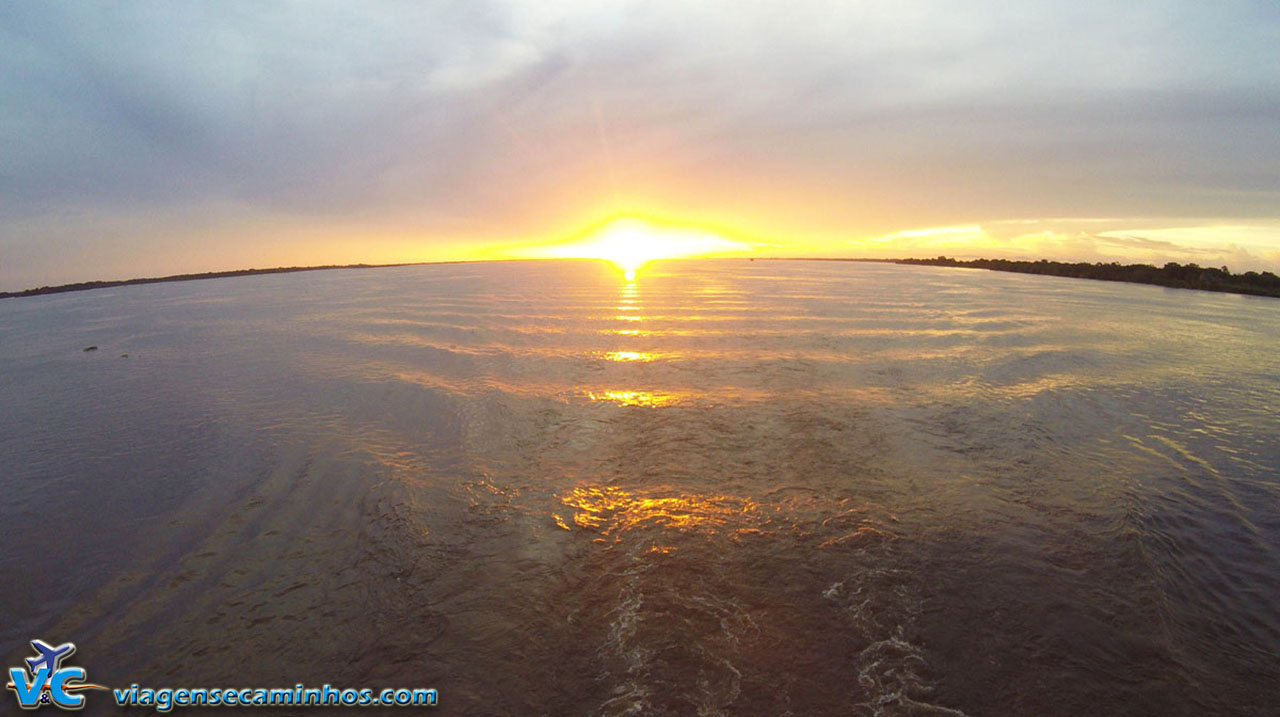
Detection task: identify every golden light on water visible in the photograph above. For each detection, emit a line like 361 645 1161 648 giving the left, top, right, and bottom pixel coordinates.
554 485 760 541
602 350 654 362
590 278 669 401
587 390 676 407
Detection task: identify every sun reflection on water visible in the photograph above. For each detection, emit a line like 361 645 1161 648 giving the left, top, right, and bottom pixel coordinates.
590 278 672 403
602 351 655 362
553 484 900 556
555 485 760 541
587 390 676 407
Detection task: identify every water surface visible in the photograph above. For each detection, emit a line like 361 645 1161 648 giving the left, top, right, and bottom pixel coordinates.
2 260 1278 714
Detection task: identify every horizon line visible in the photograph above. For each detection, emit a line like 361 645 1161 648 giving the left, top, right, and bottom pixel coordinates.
1 256 1262 301
0 257 808 299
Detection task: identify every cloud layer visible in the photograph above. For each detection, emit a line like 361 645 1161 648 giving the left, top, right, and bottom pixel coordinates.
2 1 1279 287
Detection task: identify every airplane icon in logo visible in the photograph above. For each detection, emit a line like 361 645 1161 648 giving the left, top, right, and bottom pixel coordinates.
25 640 76 680
7 638 108 710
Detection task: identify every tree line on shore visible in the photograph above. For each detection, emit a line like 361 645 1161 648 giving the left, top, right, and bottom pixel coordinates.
892 257 1280 298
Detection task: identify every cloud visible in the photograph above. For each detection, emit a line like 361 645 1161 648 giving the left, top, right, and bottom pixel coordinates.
1 1 1279 287
1089 233 1217 254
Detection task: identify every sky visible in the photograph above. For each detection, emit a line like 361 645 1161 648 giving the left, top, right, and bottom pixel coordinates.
2 0 1279 289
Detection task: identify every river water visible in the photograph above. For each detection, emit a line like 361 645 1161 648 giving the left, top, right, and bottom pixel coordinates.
2 259 1278 715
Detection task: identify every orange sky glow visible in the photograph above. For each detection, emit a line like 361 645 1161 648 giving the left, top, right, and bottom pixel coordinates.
2 2 1278 290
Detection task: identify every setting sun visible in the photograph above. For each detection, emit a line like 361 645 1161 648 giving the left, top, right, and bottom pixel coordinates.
508 217 752 280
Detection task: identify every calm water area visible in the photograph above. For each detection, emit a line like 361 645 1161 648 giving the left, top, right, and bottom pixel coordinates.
2 259 1278 714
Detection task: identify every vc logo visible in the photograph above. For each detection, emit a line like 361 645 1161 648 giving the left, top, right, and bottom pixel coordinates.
6 640 106 710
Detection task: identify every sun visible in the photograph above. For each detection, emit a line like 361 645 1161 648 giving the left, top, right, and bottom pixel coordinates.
528 217 752 279
583 218 673 280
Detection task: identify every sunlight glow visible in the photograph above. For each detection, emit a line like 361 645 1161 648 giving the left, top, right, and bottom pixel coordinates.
516 216 752 279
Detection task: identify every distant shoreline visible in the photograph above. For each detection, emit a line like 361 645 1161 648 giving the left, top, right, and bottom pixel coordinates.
3 256 1279 300
0 260 479 300
805 257 1280 299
